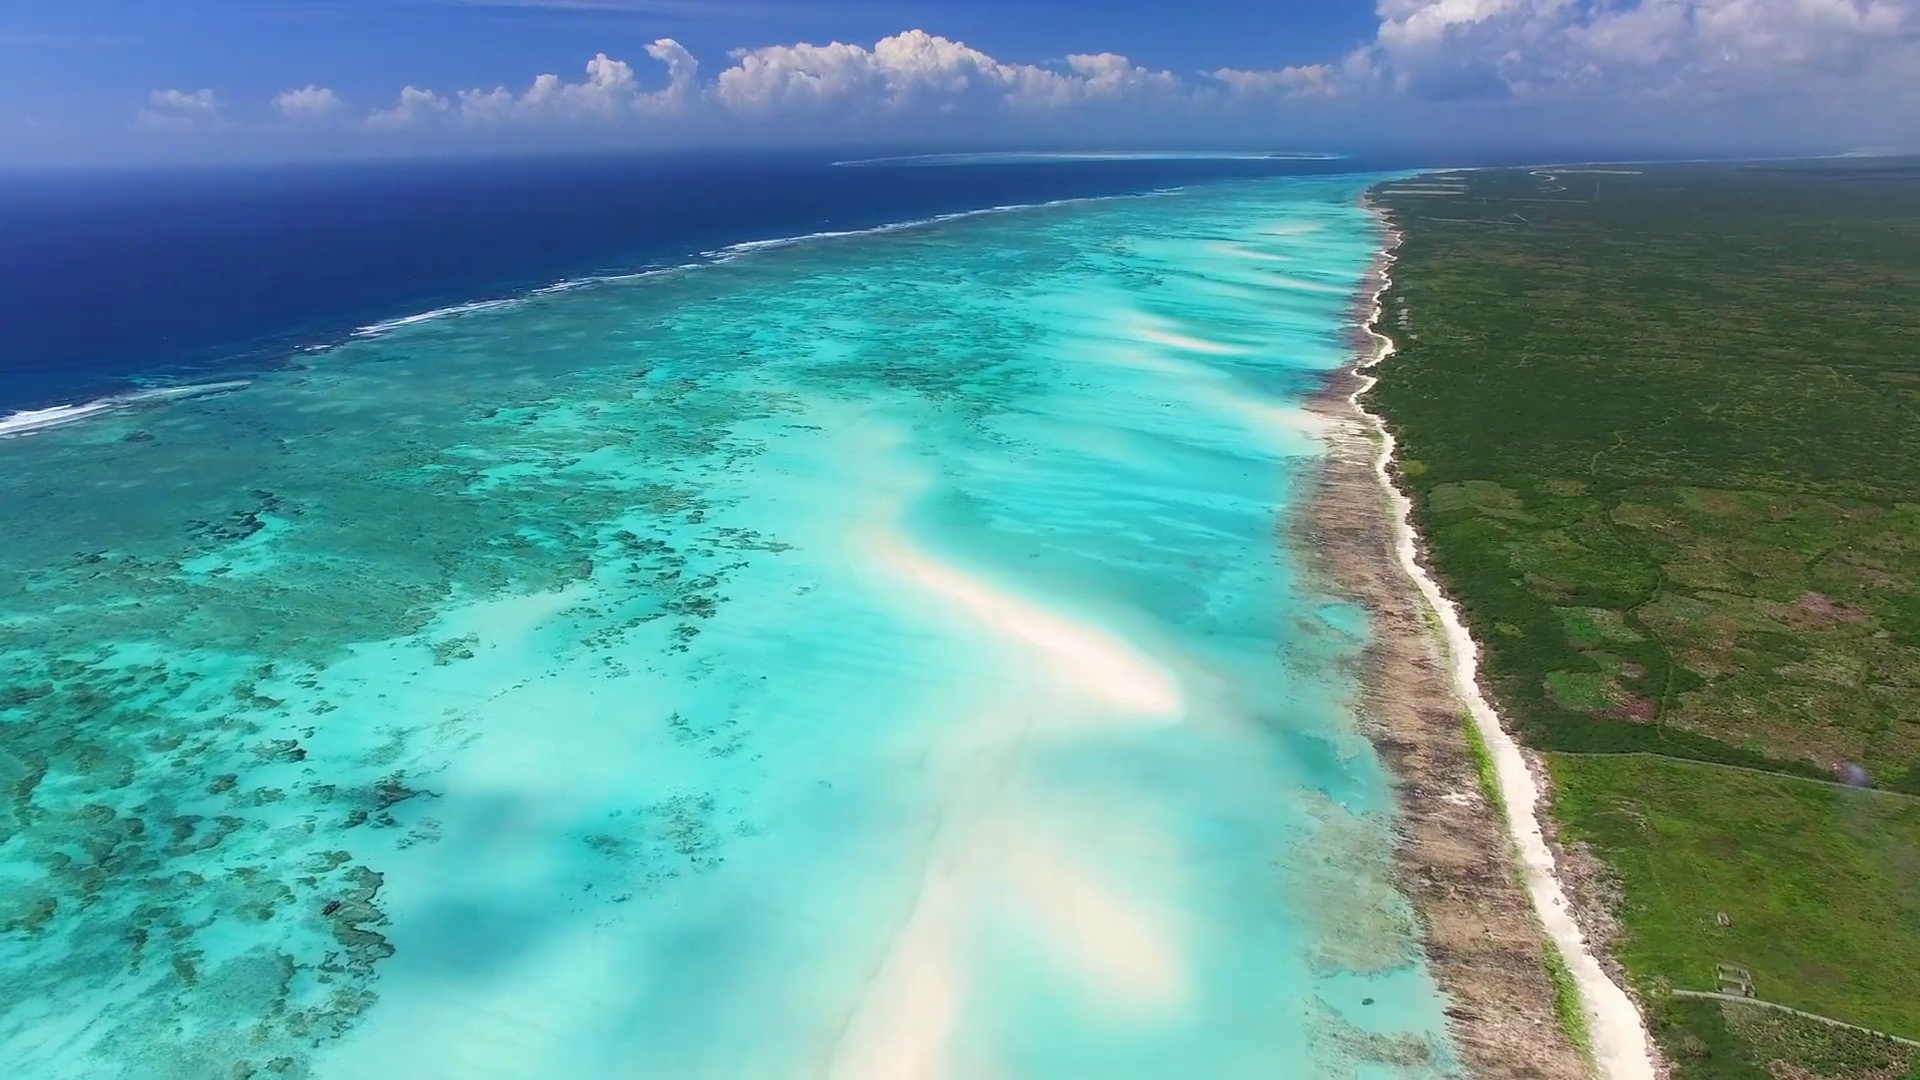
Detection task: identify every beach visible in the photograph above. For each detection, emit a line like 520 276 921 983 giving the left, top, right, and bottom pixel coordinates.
1300 195 1660 1080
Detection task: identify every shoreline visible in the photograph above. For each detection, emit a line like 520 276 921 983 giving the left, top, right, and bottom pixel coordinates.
1294 193 1658 1079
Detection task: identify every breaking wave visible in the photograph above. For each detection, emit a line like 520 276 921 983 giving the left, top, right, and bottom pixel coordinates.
0 381 251 439
345 193 1175 343
700 192 1177 262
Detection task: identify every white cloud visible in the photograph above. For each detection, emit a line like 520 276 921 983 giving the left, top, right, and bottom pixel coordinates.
275 85 344 122
138 14 1916 147
643 38 702 112
1351 0 1919 102
467 53 637 122
712 29 1184 114
1200 0 1913 131
366 85 451 131
455 38 699 125
455 86 518 125
1064 53 1183 100
1209 64 1340 99
136 88 223 132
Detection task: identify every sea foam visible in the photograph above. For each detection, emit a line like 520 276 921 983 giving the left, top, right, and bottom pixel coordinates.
0 381 249 438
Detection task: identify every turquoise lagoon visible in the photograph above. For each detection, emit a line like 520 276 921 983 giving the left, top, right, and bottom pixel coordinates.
0 175 1458 1078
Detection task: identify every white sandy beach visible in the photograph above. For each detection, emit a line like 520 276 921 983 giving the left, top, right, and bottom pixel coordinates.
1351 207 1659 1080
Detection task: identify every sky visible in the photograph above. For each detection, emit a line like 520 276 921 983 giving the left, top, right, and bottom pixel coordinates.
1 0 1916 164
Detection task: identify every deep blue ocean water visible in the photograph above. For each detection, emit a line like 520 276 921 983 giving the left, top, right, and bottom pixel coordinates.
0 150 1408 414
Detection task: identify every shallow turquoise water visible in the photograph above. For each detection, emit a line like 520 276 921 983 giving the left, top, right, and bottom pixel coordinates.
0 176 1457 1078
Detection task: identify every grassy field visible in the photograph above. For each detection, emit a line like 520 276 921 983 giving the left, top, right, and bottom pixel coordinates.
1369 160 1920 1074
1651 996 1919 1080
1550 754 1920 1037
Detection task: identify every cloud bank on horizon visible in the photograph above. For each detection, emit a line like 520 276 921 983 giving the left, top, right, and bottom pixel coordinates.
139 0 1918 150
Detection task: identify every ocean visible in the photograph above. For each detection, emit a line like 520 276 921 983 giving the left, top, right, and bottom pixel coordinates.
0 153 1459 1078
0 150 1390 418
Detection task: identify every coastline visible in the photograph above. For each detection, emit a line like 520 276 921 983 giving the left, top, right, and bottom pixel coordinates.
1295 193 1658 1079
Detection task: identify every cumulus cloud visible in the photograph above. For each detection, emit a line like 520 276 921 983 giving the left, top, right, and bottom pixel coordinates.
457 38 699 124
1209 64 1341 99
274 85 344 122
136 88 223 131
365 85 451 131
147 14 1916 147
1194 0 1913 136
644 38 702 111
1353 0 1918 103
1065 53 1183 100
712 29 1183 114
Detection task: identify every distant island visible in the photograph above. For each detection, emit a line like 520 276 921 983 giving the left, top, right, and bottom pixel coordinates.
834 150 1347 166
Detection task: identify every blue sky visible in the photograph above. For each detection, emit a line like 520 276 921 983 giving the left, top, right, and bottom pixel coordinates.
3 0 1915 163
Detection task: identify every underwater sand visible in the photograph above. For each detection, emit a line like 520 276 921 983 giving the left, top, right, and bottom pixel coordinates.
0 176 1459 1079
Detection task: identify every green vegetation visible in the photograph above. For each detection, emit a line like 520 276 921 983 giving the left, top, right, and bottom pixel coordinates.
1370 160 1920 1074
1461 713 1505 816
1550 754 1920 1037
1652 996 1920 1080
1543 936 1595 1065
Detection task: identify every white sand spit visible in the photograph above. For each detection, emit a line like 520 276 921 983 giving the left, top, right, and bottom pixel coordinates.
828 868 965 1080
1351 207 1658 1080
1137 325 1244 356
1006 838 1188 1012
870 536 1182 719
826 807 1189 1078
1205 241 1289 263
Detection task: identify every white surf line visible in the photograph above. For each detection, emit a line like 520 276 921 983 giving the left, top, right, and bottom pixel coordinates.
1350 199 1658 1080
0 380 252 438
